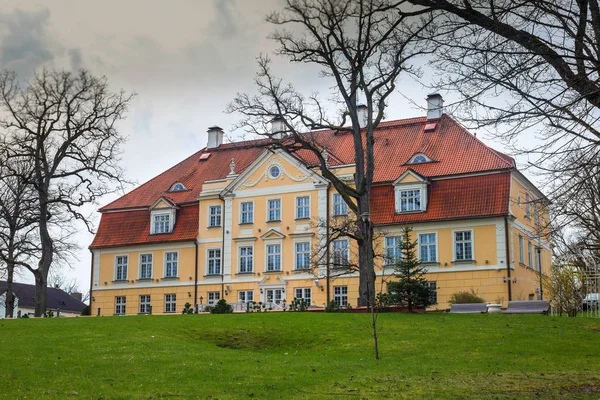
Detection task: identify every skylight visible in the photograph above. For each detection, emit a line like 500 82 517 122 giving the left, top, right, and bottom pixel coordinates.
199 153 211 161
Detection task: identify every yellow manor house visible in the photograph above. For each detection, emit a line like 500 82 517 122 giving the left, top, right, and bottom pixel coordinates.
89 95 551 315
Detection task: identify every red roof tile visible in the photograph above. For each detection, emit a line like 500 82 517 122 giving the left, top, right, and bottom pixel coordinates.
90 205 198 249
371 172 511 225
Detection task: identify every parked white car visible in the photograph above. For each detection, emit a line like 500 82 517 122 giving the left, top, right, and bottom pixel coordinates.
583 293 599 311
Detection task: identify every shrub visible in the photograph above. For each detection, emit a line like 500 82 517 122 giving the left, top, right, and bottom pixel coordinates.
325 300 340 313
81 305 91 316
210 299 233 314
181 302 194 314
448 289 485 304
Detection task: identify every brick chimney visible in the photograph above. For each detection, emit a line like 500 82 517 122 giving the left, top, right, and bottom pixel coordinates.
207 126 224 149
426 94 443 120
71 292 83 302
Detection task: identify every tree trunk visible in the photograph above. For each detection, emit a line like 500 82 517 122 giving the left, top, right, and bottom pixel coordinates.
33 269 48 317
34 190 53 317
5 262 15 318
357 194 376 308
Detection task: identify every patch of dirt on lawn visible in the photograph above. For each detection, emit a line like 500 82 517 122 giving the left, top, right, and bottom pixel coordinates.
566 385 600 393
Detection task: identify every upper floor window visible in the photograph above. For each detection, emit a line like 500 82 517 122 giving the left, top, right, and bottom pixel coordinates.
296 196 310 219
139 254 153 279
164 252 178 277
519 235 525 264
533 202 539 225
209 205 222 227
153 213 171 234
385 236 401 264
169 182 186 192
207 249 221 275
240 202 253 224
295 242 311 270
535 246 541 271
267 199 281 221
525 193 531 218
115 255 128 280
419 233 437 263
266 244 282 271
333 193 347 216
408 154 431 164
528 240 533 266
269 165 281 179
332 239 349 267
399 189 421 212
239 246 253 273
454 230 473 261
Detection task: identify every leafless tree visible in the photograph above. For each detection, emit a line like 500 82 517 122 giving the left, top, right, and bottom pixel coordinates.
0 68 133 316
406 0 600 179
48 269 81 295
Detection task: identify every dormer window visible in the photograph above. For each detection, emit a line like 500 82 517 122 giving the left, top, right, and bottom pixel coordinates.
152 213 172 234
408 154 431 164
393 170 428 213
149 197 178 234
169 182 187 192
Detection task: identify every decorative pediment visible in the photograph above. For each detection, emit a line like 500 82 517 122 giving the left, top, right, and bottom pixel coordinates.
150 196 179 210
260 229 286 240
393 169 429 186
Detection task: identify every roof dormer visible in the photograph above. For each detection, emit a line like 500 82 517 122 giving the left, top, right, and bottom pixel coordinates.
149 197 179 234
169 182 187 192
407 153 432 164
393 170 429 213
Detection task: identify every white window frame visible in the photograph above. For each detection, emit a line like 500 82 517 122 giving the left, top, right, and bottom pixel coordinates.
334 286 348 306
115 296 126 315
139 253 153 279
266 198 282 222
150 209 175 234
525 192 531 218
418 232 438 263
238 244 254 273
164 294 176 313
294 288 312 304
384 236 402 265
164 251 179 278
453 229 474 261
139 295 151 314
535 246 541 272
294 240 311 270
425 282 437 304
332 193 348 216
265 288 284 305
394 183 427 213
332 238 350 268
207 291 220 305
238 290 254 303
295 195 311 219
115 255 128 281
408 153 432 164
265 242 282 272
206 248 222 275
519 235 525 264
527 240 533 267
239 201 254 224
208 204 222 227
533 201 540 226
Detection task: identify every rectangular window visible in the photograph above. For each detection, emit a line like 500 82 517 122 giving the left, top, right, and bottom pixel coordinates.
533 202 539 225
266 244 282 271
139 254 153 279
115 255 128 280
333 193 348 216
295 242 311 270
528 241 533 266
265 289 283 304
535 247 541 271
240 201 253 224
334 286 348 306
385 236 401 264
153 213 170 234
238 290 254 303
295 288 312 305
115 296 126 315
209 205 222 227
164 252 178 277
454 231 473 261
165 294 176 313
399 189 421 212
139 295 151 314
239 246 253 273
296 196 310 219
419 233 437 263
267 199 281 221
425 282 437 304
207 292 220 305
207 249 222 275
519 235 525 264
332 239 349 267
525 193 531 218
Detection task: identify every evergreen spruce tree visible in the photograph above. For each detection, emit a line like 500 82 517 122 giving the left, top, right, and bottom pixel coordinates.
387 226 435 312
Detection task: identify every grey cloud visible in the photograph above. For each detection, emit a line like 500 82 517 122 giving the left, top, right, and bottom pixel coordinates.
211 0 239 38
0 8 55 77
68 48 83 71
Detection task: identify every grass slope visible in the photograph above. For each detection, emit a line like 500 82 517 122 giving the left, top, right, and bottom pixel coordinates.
0 313 599 399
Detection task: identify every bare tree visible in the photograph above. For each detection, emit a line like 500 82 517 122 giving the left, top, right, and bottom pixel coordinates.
0 69 133 316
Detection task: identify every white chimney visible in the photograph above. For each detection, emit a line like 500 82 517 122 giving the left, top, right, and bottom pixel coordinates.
270 116 286 139
356 104 368 128
426 94 443 120
207 126 224 149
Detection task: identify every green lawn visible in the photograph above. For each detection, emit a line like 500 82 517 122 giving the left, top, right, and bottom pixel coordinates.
0 313 599 399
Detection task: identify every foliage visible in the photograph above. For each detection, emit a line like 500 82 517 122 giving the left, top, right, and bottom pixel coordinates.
376 292 392 308
80 305 90 316
387 226 435 311
181 302 194 315
448 290 486 305
210 299 233 314
544 263 587 317
288 298 310 312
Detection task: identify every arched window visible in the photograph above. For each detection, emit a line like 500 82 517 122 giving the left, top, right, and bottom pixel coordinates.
408 154 431 164
169 182 186 192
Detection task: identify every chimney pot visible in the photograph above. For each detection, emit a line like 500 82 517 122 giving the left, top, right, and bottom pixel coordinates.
426 94 443 120
270 116 286 139
207 126 224 149
356 104 368 128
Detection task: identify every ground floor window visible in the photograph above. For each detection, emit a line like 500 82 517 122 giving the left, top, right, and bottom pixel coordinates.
425 282 437 305
334 286 348 306
139 295 151 314
165 294 176 313
295 288 312 305
208 291 220 305
115 296 126 315
238 290 254 303
266 288 283 304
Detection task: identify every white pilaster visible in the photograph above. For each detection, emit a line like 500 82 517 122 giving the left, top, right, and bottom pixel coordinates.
223 195 234 278
316 183 329 277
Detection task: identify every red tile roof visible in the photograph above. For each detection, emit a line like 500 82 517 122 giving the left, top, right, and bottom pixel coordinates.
90 205 198 249
371 172 511 225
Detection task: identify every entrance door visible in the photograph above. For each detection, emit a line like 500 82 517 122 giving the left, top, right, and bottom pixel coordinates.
265 289 283 304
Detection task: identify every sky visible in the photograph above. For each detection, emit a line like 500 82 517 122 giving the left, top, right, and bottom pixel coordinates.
0 0 534 293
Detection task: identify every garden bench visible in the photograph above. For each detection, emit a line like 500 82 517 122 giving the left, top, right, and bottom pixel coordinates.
449 303 488 313
503 300 550 314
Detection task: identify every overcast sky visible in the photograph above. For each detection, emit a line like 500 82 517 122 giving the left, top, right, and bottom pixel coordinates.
0 0 533 293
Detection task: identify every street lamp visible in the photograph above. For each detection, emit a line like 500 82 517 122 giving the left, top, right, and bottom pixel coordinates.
199 296 203 305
